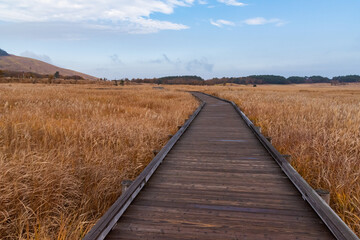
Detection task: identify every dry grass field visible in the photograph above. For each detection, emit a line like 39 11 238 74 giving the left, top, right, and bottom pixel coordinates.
175 83 359 236
2 82 359 239
0 84 198 239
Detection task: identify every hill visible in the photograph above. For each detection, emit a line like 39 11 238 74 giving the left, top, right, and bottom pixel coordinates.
0 49 97 80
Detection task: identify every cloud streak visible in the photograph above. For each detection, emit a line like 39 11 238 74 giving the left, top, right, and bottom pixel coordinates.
110 54 123 64
210 17 286 28
186 58 214 72
217 0 246 7
0 0 194 33
210 19 235 28
149 54 214 72
20 51 52 63
243 17 285 26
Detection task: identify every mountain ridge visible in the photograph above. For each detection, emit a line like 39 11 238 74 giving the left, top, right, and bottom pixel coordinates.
0 49 10 57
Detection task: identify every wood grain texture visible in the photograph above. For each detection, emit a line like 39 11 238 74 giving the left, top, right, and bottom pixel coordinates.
105 92 335 240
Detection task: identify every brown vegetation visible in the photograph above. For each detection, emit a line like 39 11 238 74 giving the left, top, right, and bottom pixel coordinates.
0 84 197 239
175 83 360 236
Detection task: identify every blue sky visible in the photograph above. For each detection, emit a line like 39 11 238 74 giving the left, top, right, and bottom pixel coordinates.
0 0 359 79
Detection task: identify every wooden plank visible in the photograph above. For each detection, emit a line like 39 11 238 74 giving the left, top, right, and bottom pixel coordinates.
144 165 284 174
143 182 302 196
130 193 316 213
109 216 331 239
138 187 306 202
107 228 325 240
119 206 328 229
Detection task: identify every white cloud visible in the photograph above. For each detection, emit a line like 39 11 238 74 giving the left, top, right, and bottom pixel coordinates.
243 17 285 26
149 54 214 72
210 19 235 28
109 54 123 64
217 0 246 6
0 0 194 33
186 58 213 72
20 51 52 63
149 54 182 67
126 17 188 33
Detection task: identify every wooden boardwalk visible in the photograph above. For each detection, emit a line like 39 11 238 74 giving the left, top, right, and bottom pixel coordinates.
103 92 336 239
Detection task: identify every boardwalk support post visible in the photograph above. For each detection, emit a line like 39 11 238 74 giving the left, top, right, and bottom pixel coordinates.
153 150 160 155
121 180 133 193
316 189 330 205
282 155 292 163
256 126 262 133
266 137 272 143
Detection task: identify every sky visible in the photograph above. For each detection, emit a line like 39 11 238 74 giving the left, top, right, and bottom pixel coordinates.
0 0 359 79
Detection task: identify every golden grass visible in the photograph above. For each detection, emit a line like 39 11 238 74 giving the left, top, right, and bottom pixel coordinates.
173 83 360 236
0 84 198 239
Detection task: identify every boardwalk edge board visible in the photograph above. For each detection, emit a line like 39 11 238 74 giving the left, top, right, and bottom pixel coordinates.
83 94 205 240
198 92 358 240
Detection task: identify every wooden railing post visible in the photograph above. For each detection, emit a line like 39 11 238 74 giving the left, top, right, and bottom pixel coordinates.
315 189 330 205
282 154 292 163
121 180 133 194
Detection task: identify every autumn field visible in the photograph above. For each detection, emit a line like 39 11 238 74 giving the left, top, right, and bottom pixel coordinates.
1 82 359 239
0 84 198 239
173 83 360 236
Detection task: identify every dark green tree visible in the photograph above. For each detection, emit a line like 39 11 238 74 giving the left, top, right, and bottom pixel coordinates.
54 71 60 78
332 75 360 83
287 76 306 84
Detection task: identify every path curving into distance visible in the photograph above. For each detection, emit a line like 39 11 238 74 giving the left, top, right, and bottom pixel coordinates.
103 92 335 240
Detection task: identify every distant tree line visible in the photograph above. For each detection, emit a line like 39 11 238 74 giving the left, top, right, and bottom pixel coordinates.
131 74 360 85
132 76 205 85
0 70 84 80
2 69 358 86
206 75 333 85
